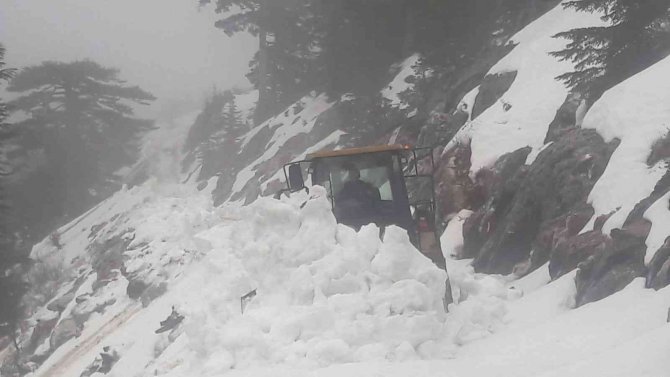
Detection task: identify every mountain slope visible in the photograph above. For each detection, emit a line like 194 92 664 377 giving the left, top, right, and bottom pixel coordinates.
2 1 670 376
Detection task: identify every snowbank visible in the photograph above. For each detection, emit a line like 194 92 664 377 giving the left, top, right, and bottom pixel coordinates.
26 175 670 377
440 209 473 259
142 187 452 374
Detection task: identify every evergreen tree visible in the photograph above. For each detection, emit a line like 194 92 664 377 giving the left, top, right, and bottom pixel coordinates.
184 90 248 180
201 0 321 124
6 60 155 239
0 44 16 125
551 0 670 98
0 43 27 371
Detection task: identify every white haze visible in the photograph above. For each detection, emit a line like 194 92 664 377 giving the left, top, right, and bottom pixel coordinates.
0 0 257 119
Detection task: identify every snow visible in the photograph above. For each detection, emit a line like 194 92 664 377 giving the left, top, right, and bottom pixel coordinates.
457 86 479 121
644 191 670 264
444 2 603 174
231 93 335 198
440 209 472 259
581 55 670 235
27 185 454 376
381 54 421 109
199 278 670 377
22 172 670 377
259 130 346 192
17 2 670 376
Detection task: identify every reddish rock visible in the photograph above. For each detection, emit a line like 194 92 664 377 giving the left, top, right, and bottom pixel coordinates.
647 237 670 290
575 228 646 307
549 230 609 279
434 141 475 217
49 318 80 349
594 211 616 232
27 317 58 354
464 129 618 275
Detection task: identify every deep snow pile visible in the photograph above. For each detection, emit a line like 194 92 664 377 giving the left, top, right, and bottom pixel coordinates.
24 180 670 377
25 184 514 377
147 188 452 374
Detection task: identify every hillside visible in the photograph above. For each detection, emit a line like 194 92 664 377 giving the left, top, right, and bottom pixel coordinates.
1 1 670 376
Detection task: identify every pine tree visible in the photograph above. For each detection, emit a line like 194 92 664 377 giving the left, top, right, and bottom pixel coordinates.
0 44 16 125
0 43 27 372
6 60 155 238
551 0 670 98
183 90 249 180
201 0 321 124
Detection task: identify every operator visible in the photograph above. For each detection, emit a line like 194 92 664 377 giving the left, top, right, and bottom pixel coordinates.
335 162 381 220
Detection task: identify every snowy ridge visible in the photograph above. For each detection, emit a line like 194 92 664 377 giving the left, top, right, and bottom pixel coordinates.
581 55 670 244
229 93 341 201
381 54 421 109
258 130 346 193
12 1 670 375
445 2 603 172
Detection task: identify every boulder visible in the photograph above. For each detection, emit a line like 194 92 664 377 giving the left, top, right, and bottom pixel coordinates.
434 141 476 218
647 131 670 166
126 279 167 307
471 71 517 119
465 129 617 275
461 147 531 262
90 235 131 285
548 230 608 279
575 229 646 307
46 292 74 313
646 237 670 290
49 319 79 349
27 317 58 355
543 92 583 143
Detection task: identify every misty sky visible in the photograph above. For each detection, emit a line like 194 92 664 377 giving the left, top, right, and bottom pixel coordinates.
1 0 257 119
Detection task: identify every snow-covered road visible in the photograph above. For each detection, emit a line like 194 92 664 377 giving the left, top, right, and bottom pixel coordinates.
24 182 670 377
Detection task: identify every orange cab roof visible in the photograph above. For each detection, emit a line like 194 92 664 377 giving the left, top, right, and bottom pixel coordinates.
306 144 411 160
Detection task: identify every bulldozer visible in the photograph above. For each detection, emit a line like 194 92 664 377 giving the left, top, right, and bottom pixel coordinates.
280 144 453 306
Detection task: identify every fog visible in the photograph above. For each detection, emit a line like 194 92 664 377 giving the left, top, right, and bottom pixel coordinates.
0 0 257 119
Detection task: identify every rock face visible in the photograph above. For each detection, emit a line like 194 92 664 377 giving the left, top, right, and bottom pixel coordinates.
46 292 75 313
548 229 608 279
471 71 518 119
463 129 618 274
575 229 647 307
544 92 583 143
49 318 79 349
647 237 670 290
462 147 531 266
434 141 476 219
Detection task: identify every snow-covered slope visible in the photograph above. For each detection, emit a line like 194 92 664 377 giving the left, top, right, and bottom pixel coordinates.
19 179 670 377
581 55 670 243
446 4 603 172
225 94 343 203
20 182 496 376
7 1 670 376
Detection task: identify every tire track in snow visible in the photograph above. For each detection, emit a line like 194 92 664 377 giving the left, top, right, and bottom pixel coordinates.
36 304 142 377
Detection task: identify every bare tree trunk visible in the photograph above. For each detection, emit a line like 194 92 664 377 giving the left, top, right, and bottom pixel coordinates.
255 27 270 125
401 0 416 58
11 328 22 373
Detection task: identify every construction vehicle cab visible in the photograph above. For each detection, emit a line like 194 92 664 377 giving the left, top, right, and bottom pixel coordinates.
281 144 446 270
